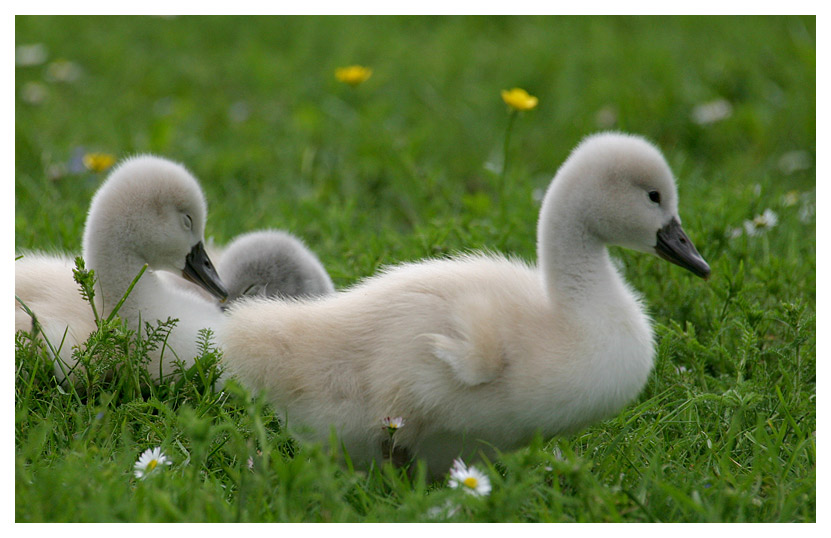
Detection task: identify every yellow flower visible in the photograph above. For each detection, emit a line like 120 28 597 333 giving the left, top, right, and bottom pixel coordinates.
335 65 372 86
83 152 116 173
501 88 538 111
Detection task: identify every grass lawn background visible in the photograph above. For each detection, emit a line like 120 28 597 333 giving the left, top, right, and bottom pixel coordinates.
15 15 815 522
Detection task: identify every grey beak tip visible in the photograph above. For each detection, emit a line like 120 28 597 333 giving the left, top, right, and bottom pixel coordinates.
183 241 229 301
655 219 711 279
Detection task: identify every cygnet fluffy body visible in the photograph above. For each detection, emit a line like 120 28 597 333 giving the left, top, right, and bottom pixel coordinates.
15 253 98 361
16 155 228 382
217 132 711 477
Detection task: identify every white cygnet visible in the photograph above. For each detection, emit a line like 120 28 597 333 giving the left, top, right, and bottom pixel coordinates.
15 253 98 361
16 155 228 383
217 132 711 477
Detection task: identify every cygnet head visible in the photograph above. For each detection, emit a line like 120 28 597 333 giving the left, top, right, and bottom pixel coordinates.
542 132 710 278
82 155 229 300
216 229 335 303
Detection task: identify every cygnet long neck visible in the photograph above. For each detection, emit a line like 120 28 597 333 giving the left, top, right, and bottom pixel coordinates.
536 189 621 307
84 225 154 318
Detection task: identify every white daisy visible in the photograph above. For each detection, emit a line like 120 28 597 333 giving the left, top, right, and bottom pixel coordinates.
743 209 778 237
448 458 491 497
16 43 48 66
777 150 811 175
594 105 617 129
691 98 733 125
21 82 48 105
382 416 405 435
133 447 172 479
799 194 815 223
45 59 82 83
727 227 744 239
782 191 800 207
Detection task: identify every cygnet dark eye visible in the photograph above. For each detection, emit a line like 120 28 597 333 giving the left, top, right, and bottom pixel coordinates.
648 190 661 204
182 214 193 230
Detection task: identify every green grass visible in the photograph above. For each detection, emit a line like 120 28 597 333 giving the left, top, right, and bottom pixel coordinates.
15 15 815 522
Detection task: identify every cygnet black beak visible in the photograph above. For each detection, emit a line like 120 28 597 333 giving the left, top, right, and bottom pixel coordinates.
182 241 229 301
655 218 711 279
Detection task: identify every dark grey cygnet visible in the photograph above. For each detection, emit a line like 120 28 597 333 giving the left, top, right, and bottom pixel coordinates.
216 229 334 305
